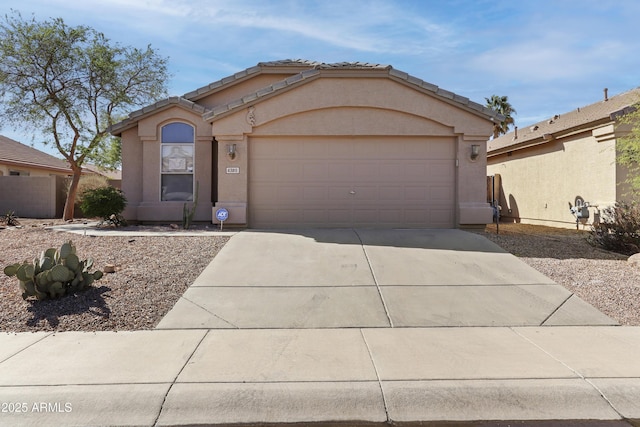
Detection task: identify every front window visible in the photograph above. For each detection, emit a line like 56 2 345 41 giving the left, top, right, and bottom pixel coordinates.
161 122 194 201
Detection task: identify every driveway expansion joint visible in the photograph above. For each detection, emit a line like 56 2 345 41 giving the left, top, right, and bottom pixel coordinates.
353 228 393 328
153 330 211 426
359 328 391 423
509 327 626 420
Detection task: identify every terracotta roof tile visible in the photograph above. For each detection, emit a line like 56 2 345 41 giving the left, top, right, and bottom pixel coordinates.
111 59 503 132
0 135 71 173
203 60 502 122
488 87 640 154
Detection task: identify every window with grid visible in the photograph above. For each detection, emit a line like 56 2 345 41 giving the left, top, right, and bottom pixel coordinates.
160 122 194 201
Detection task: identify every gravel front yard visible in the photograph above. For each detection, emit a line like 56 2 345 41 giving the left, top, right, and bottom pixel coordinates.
0 220 228 332
1 220 638 332
476 223 640 326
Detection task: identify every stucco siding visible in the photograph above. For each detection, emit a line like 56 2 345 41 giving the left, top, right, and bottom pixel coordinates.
0 175 63 218
488 130 618 228
115 62 498 226
195 74 294 108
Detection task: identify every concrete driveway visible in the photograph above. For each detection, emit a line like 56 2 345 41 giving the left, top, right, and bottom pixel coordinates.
157 228 615 329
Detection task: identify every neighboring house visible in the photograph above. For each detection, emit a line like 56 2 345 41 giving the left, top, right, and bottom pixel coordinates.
487 87 640 229
0 135 71 177
110 59 501 228
0 135 72 218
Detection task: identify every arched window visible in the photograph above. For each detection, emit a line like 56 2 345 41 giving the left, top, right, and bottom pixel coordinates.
160 122 194 201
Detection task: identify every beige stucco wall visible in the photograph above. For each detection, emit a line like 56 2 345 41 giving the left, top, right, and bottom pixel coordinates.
120 106 213 223
0 175 65 218
487 126 621 229
195 73 295 109
212 76 494 227
0 163 68 177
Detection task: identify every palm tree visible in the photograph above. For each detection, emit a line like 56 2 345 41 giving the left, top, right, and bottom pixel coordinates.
485 95 517 139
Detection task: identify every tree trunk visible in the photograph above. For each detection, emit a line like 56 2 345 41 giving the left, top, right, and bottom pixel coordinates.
63 167 82 221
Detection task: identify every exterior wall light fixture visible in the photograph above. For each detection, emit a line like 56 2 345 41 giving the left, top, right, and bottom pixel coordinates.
470 144 480 161
227 144 237 160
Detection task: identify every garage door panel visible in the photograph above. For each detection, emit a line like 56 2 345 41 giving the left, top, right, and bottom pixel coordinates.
352 162 380 180
379 186 404 201
302 163 329 180
249 137 456 228
303 186 328 201
276 185 303 202
328 209 351 223
431 186 455 202
430 209 455 225
353 186 377 201
405 186 429 201
328 163 353 181
429 161 456 180
379 164 404 180
328 185 354 202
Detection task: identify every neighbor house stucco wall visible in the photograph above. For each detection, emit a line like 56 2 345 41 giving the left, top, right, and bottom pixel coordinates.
487 128 619 228
0 164 67 177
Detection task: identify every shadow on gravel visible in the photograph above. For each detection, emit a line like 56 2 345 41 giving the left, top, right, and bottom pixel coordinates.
25 286 111 328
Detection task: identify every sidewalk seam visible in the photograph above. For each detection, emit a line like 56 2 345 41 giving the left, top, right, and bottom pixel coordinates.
539 293 573 326
353 229 393 328
181 296 240 328
152 330 210 427
509 327 625 420
0 332 53 364
359 328 390 423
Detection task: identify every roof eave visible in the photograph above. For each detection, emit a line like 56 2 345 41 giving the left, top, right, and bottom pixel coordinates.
387 69 503 123
203 69 322 122
0 159 72 174
488 117 615 157
109 97 209 136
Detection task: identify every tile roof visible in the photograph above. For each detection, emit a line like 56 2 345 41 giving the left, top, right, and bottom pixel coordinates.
108 96 210 136
0 135 71 173
82 164 122 180
110 59 503 134
203 60 502 122
488 87 640 155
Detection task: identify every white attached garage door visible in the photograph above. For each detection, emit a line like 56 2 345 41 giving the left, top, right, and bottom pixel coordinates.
249 136 456 228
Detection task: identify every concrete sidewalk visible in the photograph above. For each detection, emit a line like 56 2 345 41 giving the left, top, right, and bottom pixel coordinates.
1 327 640 425
1 229 638 426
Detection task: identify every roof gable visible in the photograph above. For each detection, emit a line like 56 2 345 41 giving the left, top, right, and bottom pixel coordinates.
0 135 71 173
110 59 502 136
489 87 640 155
203 60 501 123
109 96 209 136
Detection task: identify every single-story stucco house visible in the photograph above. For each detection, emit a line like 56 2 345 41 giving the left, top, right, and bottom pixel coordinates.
487 87 639 229
0 135 72 177
0 135 73 217
110 59 502 228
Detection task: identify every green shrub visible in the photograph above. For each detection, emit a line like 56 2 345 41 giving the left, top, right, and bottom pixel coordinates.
80 186 127 226
73 174 110 205
588 201 640 255
3 241 103 301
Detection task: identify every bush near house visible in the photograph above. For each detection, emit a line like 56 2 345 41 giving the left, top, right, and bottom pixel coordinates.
588 201 640 255
80 186 127 226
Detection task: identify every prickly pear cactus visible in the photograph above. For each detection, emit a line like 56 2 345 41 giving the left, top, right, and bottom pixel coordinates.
3 241 104 301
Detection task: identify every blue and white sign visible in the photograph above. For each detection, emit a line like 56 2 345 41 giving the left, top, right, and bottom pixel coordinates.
215 208 229 222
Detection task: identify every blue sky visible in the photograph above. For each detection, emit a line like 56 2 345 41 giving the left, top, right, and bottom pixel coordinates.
2 0 639 156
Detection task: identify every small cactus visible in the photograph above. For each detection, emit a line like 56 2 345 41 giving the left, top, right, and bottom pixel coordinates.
3 241 104 301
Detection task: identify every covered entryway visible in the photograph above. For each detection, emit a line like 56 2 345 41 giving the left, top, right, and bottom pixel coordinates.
248 136 456 228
